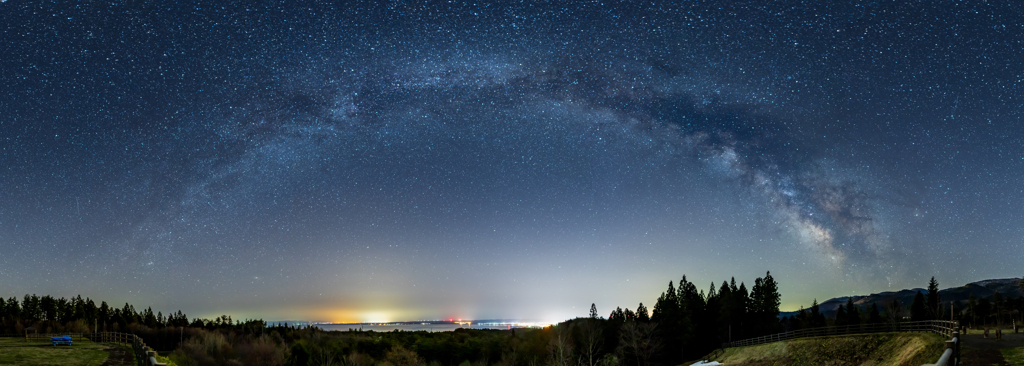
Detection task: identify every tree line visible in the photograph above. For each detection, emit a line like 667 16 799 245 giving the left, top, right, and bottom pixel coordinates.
3 275 1021 366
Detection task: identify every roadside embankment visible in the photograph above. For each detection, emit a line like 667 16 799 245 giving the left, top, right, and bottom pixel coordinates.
706 332 946 366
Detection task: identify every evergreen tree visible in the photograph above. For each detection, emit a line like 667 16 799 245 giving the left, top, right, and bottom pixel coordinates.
845 298 861 326
99 301 111 329
910 291 927 321
55 297 69 324
651 281 676 322
84 298 97 324
835 304 848 327
792 308 806 330
636 303 650 322
652 281 688 366
610 307 625 321
73 295 85 322
748 272 781 335
624 308 636 322
589 303 598 319
717 280 734 339
736 282 749 338
122 303 136 325
868 303 882 324
927 277 940 320
809 299 825 328
40 295 56 322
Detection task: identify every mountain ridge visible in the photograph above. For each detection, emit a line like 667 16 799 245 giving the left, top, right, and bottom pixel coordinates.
781 277 1023 318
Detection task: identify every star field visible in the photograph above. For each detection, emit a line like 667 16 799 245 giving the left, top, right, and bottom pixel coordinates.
1 1 1022 322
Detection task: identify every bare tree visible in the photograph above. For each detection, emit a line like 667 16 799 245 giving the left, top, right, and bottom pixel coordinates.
578 319 603 366
310 346 338 366
549 323 575 366
885 299 902 331
619 321 658 366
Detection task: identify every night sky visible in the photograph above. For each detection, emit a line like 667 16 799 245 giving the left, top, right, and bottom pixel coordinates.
2 1 1022 323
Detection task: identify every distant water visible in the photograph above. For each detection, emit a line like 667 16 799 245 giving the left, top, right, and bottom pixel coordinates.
316 322 536 332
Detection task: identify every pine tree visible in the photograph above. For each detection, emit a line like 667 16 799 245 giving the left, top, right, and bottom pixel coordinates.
910 291 927 321
868 303 882 324
927 277 940 320
9 297 21 319
636 303 650 322
809 299 824 328
835 304 848 327
846 298 861 326
590 303 598 319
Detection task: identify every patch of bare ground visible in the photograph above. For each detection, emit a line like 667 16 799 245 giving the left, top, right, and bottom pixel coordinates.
99 345 134 366
958 328 1024 366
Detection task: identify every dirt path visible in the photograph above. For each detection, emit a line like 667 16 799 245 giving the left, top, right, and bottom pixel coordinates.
99 344 135 366
959 329 1024 366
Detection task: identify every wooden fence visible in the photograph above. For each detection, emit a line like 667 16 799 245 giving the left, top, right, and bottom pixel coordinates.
723 320 960 366
18 331 168 366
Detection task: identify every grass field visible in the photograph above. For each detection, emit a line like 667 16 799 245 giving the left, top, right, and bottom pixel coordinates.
710 332 947 366
0 337 110 366
1001 347 1024 366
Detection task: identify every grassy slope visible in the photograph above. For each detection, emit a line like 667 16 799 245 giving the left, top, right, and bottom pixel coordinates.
0 337 108 366
713 332 947 366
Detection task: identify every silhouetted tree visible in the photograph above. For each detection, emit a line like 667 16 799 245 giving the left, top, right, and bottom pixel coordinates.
835 304 848 327
590 303 599 319
846 298 861 327
791 308 806 331
868 303 882 324
977 297 991 326
652 281 687 365
886 299 903 328
808 299 826 328
610 307 625 321
927 277 940 320
578 318 603 366
636 303 649 322
910 291 927 321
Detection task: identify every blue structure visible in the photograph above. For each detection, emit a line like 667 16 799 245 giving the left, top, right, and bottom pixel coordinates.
50 335 73 346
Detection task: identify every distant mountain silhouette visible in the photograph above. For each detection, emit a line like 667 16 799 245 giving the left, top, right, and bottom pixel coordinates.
781 278 1023 318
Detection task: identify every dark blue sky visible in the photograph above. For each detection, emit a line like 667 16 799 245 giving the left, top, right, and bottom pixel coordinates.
2 1 1022 322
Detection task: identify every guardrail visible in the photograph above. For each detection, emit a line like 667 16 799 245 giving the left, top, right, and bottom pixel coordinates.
722 320 960 366
20 331 168 366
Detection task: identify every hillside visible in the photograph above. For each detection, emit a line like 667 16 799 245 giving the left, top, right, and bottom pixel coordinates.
711 332 947 366
781 278 1023 318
